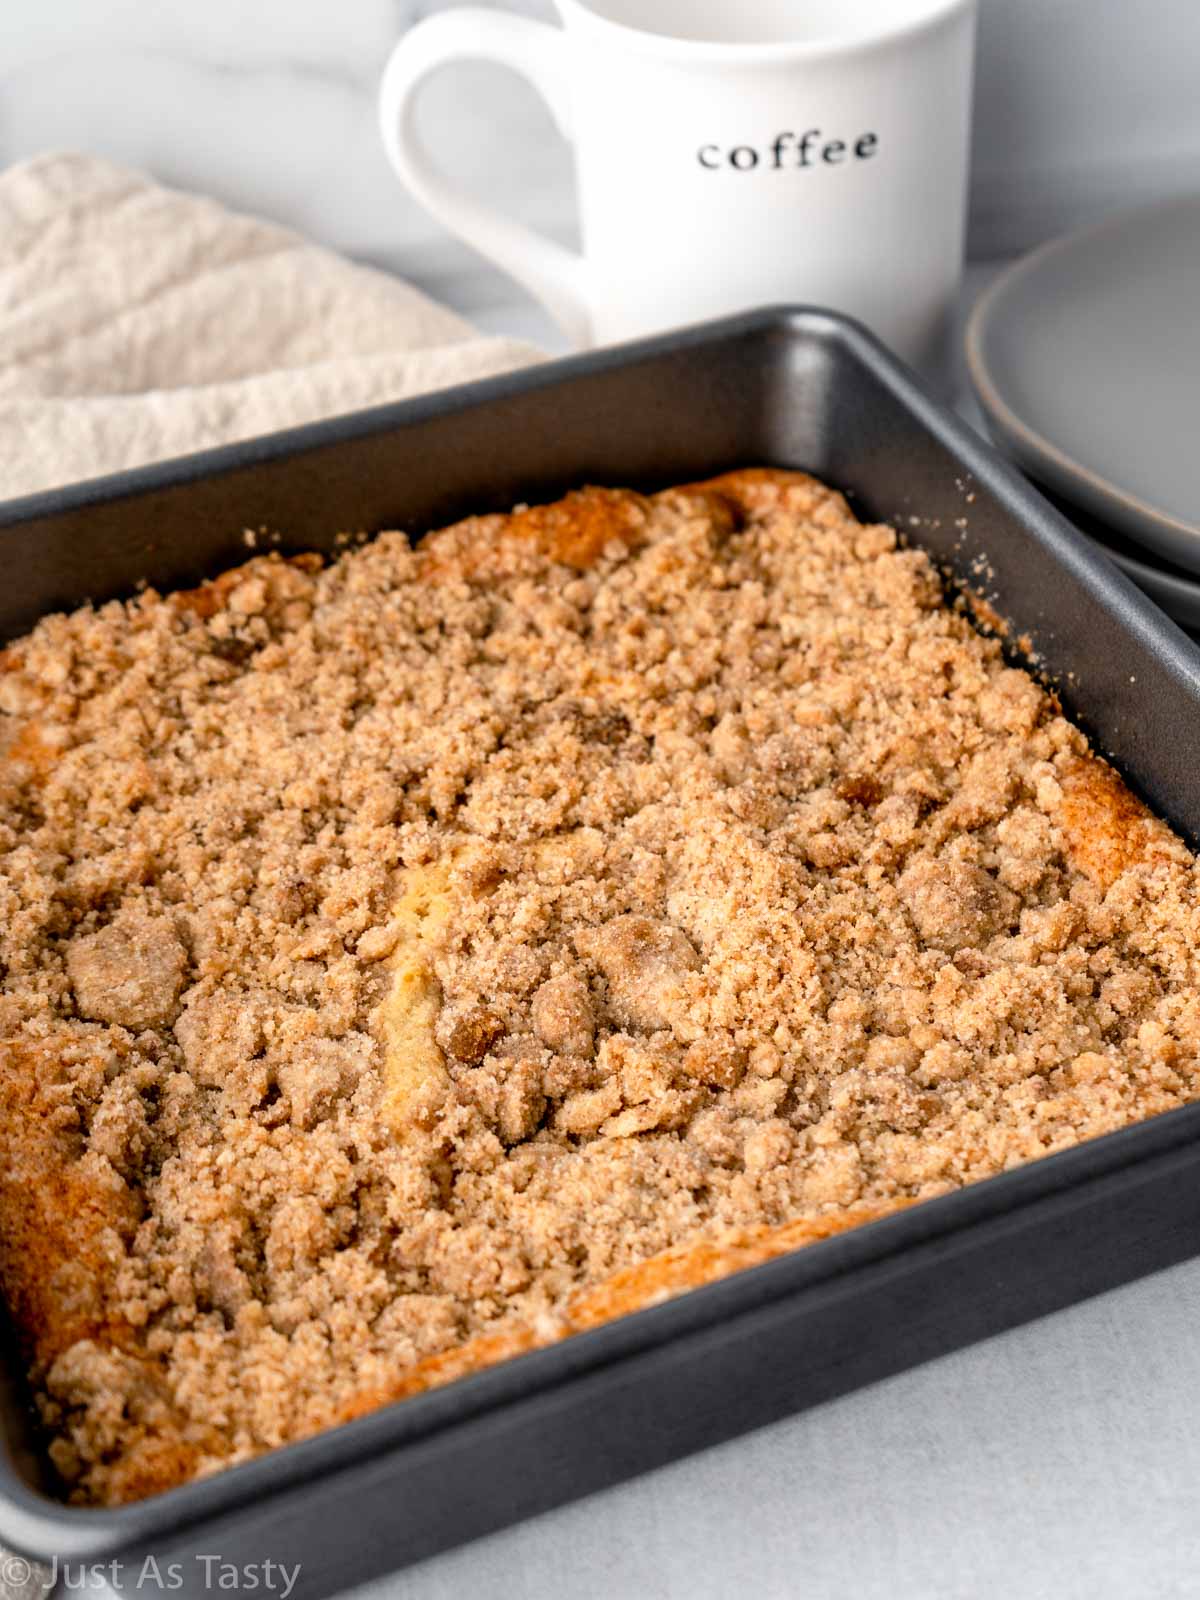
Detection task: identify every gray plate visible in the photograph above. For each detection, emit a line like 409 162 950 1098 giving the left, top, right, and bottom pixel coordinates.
1035 487 1200 633
1097 533 1200 633
966 197 1200 572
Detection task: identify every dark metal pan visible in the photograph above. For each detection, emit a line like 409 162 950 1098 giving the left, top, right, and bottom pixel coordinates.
2 308 1199 1597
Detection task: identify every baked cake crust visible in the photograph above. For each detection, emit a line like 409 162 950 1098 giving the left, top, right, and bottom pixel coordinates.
1 468 1198 1504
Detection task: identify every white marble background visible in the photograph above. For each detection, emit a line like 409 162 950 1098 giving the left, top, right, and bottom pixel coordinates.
1 5 1200 1599
0 0 1196 345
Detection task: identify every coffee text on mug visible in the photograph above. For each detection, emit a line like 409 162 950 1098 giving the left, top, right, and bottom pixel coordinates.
697 129 879 171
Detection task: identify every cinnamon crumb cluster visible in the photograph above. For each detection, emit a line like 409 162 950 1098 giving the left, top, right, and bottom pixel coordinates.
1 468 1197 1506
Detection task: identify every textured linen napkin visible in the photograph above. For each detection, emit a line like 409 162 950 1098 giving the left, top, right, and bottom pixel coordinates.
0 151 541 1599
0 151 542 501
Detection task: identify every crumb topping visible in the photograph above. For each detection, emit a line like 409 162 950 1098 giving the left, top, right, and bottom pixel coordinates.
1 468 1198 1505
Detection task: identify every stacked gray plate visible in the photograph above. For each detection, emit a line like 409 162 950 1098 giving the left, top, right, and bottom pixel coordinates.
966 197 1200 629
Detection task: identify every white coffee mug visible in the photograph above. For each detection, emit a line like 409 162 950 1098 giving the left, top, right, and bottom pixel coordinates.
380 0 977 376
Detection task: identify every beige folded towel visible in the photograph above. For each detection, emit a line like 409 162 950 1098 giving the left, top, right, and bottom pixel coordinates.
0 152 542 501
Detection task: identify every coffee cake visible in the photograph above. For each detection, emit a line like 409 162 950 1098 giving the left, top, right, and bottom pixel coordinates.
1 467 1197 1505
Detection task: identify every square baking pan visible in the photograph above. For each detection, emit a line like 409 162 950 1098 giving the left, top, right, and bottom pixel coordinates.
3 306 1200 1596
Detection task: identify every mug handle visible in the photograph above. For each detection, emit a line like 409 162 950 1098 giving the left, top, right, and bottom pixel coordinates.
379 9 590 346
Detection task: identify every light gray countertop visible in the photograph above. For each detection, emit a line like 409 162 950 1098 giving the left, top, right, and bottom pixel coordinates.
356 1257 1200 1600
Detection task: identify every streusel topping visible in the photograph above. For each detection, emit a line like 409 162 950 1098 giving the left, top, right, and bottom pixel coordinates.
1 469 1197 1505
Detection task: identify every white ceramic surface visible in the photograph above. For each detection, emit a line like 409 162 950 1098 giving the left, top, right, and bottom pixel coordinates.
380 0 976 368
